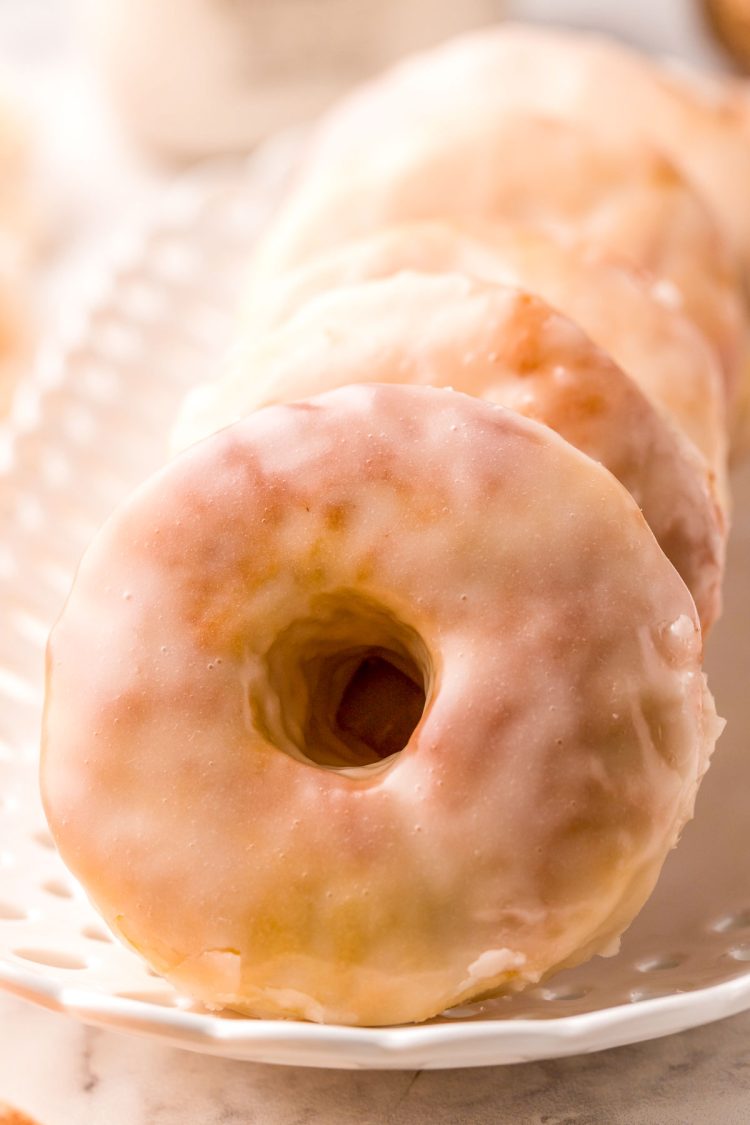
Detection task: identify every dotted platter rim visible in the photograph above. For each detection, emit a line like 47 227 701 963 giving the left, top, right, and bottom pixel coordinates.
0 131 749 1069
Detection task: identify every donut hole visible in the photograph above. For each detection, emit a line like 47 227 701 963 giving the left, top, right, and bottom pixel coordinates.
332 647 426 763
259 593 430 772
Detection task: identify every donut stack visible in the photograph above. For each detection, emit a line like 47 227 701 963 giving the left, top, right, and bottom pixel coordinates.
0 87 32 416
42 26 747 1026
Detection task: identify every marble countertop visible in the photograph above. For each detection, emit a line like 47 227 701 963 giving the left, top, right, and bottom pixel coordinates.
1 993 750 1124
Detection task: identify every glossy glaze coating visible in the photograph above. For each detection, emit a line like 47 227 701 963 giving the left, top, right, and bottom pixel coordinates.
43 384 720 1025
252 107 744 408
305 26 750 286
274 23 750 417
244 220 729 500
180 274 725 630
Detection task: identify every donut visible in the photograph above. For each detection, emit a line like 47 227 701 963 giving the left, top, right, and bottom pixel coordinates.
303 25 750 292
0 245 29 417
251 113 744 406
243 220 729 500
178 273 726 631
42 383 720 1025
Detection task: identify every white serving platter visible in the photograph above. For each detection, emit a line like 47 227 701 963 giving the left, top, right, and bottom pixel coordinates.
0 135 749 1068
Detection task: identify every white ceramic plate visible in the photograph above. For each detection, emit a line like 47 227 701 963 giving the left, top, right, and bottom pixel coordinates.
1 136 750 1069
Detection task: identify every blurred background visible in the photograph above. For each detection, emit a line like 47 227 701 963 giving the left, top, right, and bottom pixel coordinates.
0 0 745 389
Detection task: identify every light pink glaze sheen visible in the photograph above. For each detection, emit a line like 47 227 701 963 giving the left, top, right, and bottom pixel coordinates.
180 274 726 631
43 385 721 1025
307 25 750 289
244 220 730 503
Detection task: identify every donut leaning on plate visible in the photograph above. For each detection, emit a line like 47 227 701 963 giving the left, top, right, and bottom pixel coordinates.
250 113 744 414
242 219 729 504
0 80 32 416
42 383 721 1026
178 272 726 632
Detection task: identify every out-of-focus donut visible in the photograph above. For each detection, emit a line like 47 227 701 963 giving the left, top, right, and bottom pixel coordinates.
0 82 32 416
705 0 750 70
42 383 720 1025
250 113 744 404
306 26 750 268
178 273 726 630
0 1104 43 1125
244 220 729 500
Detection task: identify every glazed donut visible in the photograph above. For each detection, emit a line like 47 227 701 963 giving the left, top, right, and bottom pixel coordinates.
42 383 720 1026
243 220 729 500
178 273 726 631
303 25 750 291
251 114 744 405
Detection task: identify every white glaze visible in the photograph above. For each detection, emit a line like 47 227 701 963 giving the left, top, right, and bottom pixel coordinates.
243 220 730 503
306 25 750 279
43 383 720 1025
252 107 745 412
269 23 750 411
180 273 726 630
